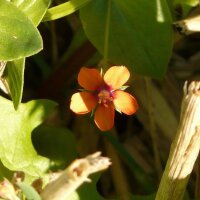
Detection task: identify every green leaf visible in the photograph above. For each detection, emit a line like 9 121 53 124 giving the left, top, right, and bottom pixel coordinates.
32 125 77 167
0 0 43 61
80 0 173 78
13 0 52 26
4 59 25 110
17 182 41 200
0 96 57 177
5 0 51 109
43 0 91 22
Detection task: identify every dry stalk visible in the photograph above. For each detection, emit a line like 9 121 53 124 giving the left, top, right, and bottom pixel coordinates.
174 15 200 35
41 152 111 200
156 81 200 200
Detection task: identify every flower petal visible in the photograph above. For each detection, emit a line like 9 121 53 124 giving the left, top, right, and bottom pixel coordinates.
94 104 115 131
78 67 103 90
70 92 97 114
113 91 138 115
104 66 130 89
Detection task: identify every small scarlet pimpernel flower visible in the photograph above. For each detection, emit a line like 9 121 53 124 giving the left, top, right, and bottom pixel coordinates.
70 66 138 131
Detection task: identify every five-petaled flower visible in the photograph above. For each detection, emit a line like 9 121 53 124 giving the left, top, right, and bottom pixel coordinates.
70 66 138 131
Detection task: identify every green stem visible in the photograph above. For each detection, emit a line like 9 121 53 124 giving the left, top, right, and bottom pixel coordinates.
42 0 91 22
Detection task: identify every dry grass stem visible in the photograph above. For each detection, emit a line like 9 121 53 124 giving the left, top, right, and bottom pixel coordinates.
156 81 200 200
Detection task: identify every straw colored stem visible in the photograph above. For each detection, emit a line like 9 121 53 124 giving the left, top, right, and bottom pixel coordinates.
41 152 111 200
156 81 200 200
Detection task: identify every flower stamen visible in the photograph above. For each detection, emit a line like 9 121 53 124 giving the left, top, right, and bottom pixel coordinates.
98 90 113 107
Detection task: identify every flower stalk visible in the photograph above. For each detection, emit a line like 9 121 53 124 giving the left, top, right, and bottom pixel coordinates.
156 81 200 200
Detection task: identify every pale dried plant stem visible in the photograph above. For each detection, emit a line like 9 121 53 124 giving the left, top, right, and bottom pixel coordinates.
174 15 200 35
41 152 111 200
156 81 200 200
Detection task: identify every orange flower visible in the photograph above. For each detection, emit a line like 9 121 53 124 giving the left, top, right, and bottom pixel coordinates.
70 66 138 131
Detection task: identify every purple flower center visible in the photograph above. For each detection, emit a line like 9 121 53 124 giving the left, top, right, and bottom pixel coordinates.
97 89 113 107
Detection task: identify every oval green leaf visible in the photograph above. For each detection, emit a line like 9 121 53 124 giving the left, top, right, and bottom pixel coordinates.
4 0 51 109
0 97 57 177
0 0 43 60
32 125 77 166
13 0 51 26
80 0 173 78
